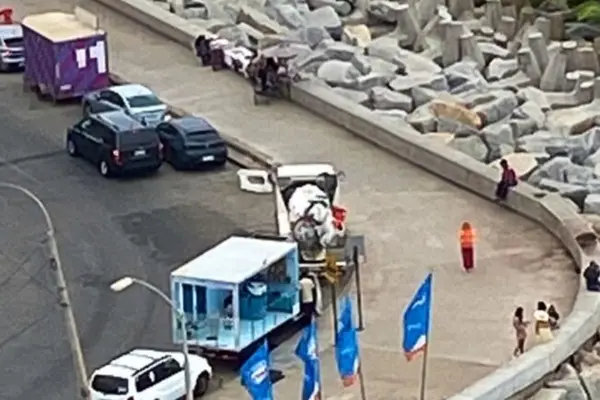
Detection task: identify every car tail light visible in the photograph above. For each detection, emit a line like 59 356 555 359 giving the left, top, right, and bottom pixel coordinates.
112 149 122 165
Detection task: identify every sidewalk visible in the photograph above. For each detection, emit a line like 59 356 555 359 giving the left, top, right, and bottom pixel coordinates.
14 0 579 397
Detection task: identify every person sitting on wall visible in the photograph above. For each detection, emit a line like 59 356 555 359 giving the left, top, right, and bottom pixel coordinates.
584 261 600 292
548 304 560 330
299 272 316 321
496 159 518 200
193 35 211 66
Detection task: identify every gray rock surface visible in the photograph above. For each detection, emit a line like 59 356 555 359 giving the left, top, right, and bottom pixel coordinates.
370 86 413 112
316 60 361 86
448 135 489 162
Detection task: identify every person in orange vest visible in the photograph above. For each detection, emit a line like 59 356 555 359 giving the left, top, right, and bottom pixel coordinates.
459 222 476 272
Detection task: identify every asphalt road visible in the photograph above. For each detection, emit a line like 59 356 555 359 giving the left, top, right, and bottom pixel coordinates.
0 72 273 399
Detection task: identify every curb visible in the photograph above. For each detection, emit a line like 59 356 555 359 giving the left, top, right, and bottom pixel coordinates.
90 0 600 398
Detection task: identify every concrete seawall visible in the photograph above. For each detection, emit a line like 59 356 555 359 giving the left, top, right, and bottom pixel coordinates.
91 0 600 397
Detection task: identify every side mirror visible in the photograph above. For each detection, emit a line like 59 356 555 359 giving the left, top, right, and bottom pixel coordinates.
336 171 346 182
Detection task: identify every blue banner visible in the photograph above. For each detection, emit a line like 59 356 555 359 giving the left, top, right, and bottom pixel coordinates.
295 318 322 400
335 295 360 387
240 341 274 400
402 273 433 361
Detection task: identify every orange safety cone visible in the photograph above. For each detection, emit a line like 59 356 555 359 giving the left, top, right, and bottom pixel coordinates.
459 222 476 272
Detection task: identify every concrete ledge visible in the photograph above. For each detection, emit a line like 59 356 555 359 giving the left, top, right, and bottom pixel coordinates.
91 0 600 398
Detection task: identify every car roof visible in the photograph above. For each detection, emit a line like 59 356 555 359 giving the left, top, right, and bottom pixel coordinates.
169 116 216 134
94 349 171 378
110 84 154 98
92 110 147 132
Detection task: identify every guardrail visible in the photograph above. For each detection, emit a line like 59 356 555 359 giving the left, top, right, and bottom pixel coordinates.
92 0 600 397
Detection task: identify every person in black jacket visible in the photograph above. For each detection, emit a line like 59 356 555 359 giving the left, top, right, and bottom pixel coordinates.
584 261 600 291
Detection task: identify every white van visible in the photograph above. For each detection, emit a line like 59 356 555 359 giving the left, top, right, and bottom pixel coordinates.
89 349 212 400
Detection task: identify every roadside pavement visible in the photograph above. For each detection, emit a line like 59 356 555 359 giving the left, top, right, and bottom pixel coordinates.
12 0 579 397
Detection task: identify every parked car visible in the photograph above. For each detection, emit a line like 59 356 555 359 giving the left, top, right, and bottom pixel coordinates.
66 110 163 177
89 348 212 400
156 116 228 169
0 22 23 71
82 83 170 127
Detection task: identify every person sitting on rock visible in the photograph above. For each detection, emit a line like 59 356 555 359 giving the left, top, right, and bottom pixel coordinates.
495 159 518 200
583 261 600 292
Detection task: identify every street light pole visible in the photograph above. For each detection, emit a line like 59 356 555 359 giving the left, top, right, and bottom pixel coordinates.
0 183 89 399
110 277 193 400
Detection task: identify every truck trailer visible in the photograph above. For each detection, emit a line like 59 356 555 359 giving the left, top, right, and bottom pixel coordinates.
22 7 109 101
170 236 321 361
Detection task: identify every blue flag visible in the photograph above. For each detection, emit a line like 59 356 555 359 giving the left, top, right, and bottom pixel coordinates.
335 295 360 387
295 318 322 400
402 273 433 361
240 341 273 400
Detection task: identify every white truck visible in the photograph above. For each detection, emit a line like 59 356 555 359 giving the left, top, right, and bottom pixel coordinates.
237 163 364 271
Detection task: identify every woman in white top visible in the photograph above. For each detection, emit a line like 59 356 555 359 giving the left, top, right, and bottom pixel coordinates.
533 301 553 344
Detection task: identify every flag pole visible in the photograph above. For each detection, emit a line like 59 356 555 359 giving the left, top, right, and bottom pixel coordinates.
357 363 367 400
418 345 429 400
419 271 433 400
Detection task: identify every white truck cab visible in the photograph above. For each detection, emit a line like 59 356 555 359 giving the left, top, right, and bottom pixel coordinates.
237 163 349 268
89 349 212 400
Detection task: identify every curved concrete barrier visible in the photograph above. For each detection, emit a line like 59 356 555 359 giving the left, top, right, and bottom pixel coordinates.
91 0 600 398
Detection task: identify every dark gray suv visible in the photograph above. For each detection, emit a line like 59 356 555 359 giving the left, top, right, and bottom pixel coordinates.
66 110 163 177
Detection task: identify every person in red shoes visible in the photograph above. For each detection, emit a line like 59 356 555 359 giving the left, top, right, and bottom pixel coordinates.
459 222 476 272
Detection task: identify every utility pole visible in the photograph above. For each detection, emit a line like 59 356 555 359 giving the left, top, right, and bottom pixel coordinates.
0 183 89 399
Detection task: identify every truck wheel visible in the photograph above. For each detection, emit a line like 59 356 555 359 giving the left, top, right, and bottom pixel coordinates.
193 373 210 397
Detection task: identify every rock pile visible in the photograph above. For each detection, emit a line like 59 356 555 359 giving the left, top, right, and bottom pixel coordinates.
531 341 600 400
151 0 600 215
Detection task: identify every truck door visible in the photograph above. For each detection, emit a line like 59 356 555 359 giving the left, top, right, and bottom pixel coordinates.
237 169 273 193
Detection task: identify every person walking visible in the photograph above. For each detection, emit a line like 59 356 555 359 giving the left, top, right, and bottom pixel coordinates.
512 307 529 357
496 159 518 200
459 222 476 272
533 301 553 344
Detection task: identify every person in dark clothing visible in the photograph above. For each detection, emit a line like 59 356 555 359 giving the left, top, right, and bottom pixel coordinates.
193 35 211 66
548 304 560 330
584 261 600 291
496 159 518 200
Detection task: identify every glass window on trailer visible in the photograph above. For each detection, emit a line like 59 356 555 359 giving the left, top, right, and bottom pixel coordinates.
117 128 159 149
91 374 129 395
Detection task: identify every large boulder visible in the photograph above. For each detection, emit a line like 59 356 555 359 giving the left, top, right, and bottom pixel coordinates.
306 6 342 39
323 41 358 61
515 131 565 154
429 100 482 128
512 101 546 129
473 92 519 125
366 37 441 74
342 24 371 48
316 60 361 86
407 103 437 133
388 74 448 94
443 60 488 93
585 194 600 215
370 87 413 112
267 4 306 29
287 25 332 49
528 156 596 186
448 135 489 162
485 57 519 81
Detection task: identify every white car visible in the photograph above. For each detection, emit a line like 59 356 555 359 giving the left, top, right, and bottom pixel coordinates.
82 83 170 127
89 349 212 400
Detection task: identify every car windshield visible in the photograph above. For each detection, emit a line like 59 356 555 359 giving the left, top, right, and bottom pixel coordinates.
126 94 162 108
3 37 22 47
91 375 129 395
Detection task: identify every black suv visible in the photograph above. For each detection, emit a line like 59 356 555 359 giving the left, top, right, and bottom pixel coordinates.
66 110 163 177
